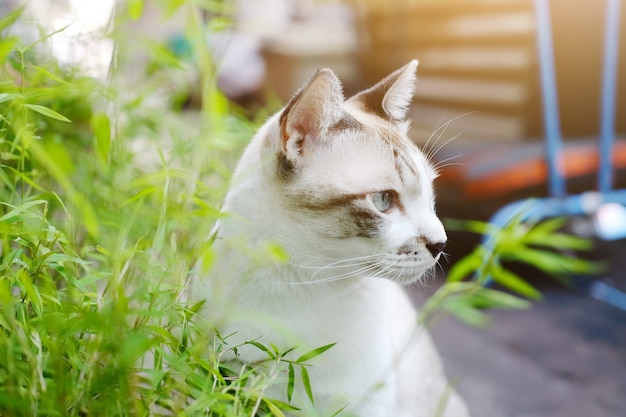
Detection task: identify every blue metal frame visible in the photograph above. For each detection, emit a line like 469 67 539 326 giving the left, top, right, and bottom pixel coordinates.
482 0 626 310
534 0 566 198
599 0 621 193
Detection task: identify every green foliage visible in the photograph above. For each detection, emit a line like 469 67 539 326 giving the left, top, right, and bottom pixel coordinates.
0 3 303 416
420 214 603 327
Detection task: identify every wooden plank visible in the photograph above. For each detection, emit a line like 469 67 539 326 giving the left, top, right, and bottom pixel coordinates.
414 76 528 106
409 104 525 143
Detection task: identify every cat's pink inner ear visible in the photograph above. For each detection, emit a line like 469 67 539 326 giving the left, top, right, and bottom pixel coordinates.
347 60 418 122
279 68 344 157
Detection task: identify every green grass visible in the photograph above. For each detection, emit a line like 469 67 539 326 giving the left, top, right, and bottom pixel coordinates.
0 4 301 416
0 3 602 416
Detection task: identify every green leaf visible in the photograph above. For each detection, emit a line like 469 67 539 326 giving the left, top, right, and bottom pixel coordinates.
510 247 601 276
91 112 111 164
43 140 75 174
0 37 18 64
444 218 495 235
296 342 336 363
245 340 275 360
16 269 43 316
208 17 232 33
263 398 286 417
29 65 71 85
523 231 593 251
0 93 18 104
24 103 71 123
489 264 542 300
0 200 47 223
287 363 295 402
330 405 350 417
265 399 300 411
128 0 144 20
301 365 315 405
469 287 532 309
0 6 23 33
447 250 483 282
442 300 490 328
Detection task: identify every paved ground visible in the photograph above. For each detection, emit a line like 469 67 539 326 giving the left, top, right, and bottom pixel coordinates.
415 277 626 417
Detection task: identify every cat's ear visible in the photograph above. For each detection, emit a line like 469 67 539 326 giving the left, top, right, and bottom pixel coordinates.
279 68 344 160
347 60 418 122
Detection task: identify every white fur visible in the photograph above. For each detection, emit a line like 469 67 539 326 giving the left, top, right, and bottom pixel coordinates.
192 63 470 417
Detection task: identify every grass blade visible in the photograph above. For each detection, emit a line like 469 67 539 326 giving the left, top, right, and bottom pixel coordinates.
296 343 336 363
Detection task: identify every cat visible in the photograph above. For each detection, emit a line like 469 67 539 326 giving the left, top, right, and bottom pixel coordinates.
192 60 471 417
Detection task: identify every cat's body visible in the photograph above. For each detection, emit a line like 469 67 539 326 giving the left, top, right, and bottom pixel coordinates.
193 61 470 417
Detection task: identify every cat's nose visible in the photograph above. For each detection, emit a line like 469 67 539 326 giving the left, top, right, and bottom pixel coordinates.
426 240 446 258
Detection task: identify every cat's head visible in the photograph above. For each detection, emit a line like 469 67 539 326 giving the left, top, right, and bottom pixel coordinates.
259 61 446 285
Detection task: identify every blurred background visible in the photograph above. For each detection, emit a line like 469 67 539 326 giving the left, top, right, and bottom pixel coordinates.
15 0 626 218
6 0 626 416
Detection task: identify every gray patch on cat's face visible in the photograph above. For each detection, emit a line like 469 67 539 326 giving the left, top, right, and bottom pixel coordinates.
348 206 384 238
276 152 297 182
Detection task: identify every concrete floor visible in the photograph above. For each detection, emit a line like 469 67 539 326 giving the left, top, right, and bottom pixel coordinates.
420 285 626 417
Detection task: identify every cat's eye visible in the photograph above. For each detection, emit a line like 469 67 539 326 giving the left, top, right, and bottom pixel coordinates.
371 190 396 212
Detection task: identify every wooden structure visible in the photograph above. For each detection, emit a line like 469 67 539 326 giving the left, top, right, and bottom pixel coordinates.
354 0 626 143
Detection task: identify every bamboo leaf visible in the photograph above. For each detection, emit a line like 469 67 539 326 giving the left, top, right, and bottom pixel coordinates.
245 340 275 360
263 399 286 417
24 103 71 123
28 65 71 85
91 112 111 164
444 218 496 235
301 365 315 405
265 399 300 411
447 250 483 282
469 287 533 309
0 6 23 33
524 232 593 251
489 264 542 300
16 269 43 316
0 37 18 64
0 200 47 223
442 300 490 328
296 342 336 363
287 363 295 402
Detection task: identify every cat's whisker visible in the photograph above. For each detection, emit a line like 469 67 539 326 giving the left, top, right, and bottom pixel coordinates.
424 112 473 163
311 263 377 282
297 252 385 264
277 261 383 286
433 161 465 173
424 119 455 163
423 112 465 155
320 273 378 304
312 260 389 282
309 263 380 284
427 132 462 166
319 260 401 303
288 260 370 272
286 252 387 279
432 154 462 171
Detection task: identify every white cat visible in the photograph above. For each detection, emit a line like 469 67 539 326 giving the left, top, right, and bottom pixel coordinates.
193 61 471 417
